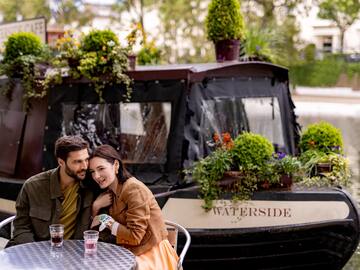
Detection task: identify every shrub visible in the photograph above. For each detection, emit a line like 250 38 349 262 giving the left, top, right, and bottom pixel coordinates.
81 29 119 53
3 32 43 63
231 132 274 170
299 121 343 154
303 43 316 62
137 43 161 65
205 0 245 43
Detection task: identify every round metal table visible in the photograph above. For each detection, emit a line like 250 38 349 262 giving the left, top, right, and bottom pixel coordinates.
0 240 136 270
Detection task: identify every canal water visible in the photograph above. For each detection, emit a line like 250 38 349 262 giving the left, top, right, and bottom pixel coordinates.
294 91 360 269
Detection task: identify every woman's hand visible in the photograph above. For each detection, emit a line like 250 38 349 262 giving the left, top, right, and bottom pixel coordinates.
92 191 113 217
91 214 115 231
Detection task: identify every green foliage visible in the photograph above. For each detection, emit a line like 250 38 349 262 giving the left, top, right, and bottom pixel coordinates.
45 29 132 102
318 0 360 52
137 42 161 65
0 0 50 22
303 44 316 62
297 150 351 187
205 0 245 43
160 0 214 63
241 27 276 62
191 148 233 210
3 32 43 63
299 122 344 154
81 29 119 53
272 154 302 176
0 32 50 110
231 132 274 171
289 58 344 87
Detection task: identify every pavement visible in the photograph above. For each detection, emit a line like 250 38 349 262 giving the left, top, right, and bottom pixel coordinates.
292 87 360 104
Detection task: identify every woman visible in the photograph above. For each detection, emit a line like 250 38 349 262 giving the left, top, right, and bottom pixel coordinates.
89 144 179 270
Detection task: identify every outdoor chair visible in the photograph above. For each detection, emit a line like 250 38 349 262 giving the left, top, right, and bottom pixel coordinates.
165 220 191 270
0 215 15 249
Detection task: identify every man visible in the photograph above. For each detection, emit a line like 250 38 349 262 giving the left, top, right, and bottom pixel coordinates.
7 135 94 246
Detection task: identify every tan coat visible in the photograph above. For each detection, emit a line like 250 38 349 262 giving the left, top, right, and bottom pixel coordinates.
109 177 168 255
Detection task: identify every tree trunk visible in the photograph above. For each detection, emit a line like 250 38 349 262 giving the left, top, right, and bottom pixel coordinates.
339 28 345 54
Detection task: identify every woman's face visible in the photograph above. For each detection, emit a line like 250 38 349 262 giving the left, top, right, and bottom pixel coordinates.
89 157 118 189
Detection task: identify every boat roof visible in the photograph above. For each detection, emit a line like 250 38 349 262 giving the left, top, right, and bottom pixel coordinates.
127 61 289 82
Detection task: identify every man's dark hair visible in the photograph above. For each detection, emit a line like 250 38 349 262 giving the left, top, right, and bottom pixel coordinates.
55 136 89 161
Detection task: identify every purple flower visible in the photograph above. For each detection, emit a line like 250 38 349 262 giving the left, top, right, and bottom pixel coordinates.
273 152 286 160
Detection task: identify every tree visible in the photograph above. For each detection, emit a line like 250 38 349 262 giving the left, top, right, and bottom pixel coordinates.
0 0 50 22
0 0 93 27
318 0 360 53
112 0 157 41
50 0 93 27
159 0 214 63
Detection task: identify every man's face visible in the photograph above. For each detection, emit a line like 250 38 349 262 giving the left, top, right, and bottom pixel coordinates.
59 149 89 181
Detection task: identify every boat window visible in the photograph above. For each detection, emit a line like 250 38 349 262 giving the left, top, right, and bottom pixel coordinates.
200 96 284 151
61 102 172 164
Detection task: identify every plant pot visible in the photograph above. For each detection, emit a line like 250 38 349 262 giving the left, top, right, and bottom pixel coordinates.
215 39 240 62
315 163 332 175
128 54 137 70
280 174 293 189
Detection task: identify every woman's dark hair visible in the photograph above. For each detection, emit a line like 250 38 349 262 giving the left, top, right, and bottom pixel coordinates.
91 144 132 183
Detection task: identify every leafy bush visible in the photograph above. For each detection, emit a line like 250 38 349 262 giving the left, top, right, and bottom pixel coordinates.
81 29 119 53
205 0 245 43
45 29 132 102
191 148 233 210
3 32 43 63
137 43 161 65
299 121 343 154
231 132 274 170
303 43 316 62
0 32 49 110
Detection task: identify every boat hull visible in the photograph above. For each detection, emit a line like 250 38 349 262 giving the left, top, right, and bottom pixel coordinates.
161 187 360 270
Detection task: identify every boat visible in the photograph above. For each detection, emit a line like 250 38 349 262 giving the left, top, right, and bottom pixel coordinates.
0 61 359 269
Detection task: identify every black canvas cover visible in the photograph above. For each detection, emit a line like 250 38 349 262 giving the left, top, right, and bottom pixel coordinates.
43 80 187 184
41 62 299 185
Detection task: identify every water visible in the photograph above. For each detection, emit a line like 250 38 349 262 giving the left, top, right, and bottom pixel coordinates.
294 93 360 269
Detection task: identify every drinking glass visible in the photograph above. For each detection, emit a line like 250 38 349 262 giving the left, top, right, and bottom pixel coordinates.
49 224 64 247
83 230 99 254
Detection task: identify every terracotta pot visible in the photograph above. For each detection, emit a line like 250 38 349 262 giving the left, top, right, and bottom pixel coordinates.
215 39 240 62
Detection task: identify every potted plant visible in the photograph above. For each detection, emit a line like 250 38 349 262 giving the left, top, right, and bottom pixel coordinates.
190 132 282 210
45 29 132 101
271 153 302 188
205 0 245 62
299 121 343 155
299 121 344 174
0 32 50 110
298 121 350 187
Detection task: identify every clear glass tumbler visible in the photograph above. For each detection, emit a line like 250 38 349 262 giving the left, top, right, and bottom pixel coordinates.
49 224 64 247
83 230 99 254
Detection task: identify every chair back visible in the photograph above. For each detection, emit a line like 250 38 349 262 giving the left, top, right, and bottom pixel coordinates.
0 215 15 249
0 215 15 237
165 220 191 270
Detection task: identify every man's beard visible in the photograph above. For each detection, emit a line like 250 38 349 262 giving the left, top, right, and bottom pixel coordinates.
65 165 86 181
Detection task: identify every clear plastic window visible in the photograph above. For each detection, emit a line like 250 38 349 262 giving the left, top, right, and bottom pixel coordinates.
200 96 284 149
61 102 171 164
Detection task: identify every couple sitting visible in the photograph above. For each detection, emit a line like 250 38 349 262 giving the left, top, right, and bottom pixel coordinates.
7 135 178 270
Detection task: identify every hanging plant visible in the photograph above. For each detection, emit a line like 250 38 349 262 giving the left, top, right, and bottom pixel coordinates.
0 32 50 110
44 29 132 102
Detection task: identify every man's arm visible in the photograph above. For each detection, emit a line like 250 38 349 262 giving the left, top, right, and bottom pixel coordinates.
6 184 35 247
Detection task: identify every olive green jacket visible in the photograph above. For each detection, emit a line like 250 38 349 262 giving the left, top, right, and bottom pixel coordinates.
7 167 94 247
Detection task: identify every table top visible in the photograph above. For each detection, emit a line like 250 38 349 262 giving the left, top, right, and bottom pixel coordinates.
0 240 136 270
